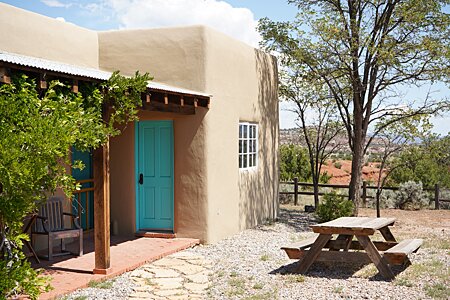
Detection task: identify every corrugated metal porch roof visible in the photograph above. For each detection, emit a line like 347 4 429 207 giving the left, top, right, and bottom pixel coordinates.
0 51 211 98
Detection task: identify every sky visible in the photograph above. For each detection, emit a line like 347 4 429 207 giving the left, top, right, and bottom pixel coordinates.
1 0 449 135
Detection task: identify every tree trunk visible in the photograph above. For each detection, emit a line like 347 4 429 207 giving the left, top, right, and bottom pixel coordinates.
349 138 364 215
313 176 320 208
376 188 382 217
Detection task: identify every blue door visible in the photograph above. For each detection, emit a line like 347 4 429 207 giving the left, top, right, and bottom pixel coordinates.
136 121 174 230
72 147 94 230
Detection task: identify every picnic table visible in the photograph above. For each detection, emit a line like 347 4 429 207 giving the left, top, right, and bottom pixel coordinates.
282 217 423 279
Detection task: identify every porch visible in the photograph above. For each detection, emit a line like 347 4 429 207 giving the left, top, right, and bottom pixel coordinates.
31 231 199 300
0 51 211 276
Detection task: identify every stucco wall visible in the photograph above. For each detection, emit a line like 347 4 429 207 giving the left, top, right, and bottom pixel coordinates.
202 28 279 243
110 108 207 241
98 27 207 91
109 110 209 242
100 27 211 242
0 3 98 68
101 26 278 244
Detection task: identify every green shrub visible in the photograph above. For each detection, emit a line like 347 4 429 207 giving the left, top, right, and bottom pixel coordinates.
394 181 429 210
316 191 354 222
279 144 311 181
334 162 342 169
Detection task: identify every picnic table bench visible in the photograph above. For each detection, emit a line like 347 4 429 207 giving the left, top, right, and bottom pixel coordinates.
281 217 422 279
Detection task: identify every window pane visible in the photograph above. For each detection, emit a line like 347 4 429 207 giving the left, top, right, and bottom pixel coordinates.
239 123 258 169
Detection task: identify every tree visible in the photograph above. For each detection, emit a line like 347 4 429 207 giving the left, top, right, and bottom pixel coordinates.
0 71 150 299
372 114 431 216
279 144 311 182
389 133 450 189
280 71 344 208
259 0 450 213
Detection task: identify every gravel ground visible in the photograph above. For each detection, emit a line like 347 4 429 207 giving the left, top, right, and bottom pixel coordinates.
64 207 450 299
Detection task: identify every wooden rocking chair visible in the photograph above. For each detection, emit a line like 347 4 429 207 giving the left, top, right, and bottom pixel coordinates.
31 196 83 260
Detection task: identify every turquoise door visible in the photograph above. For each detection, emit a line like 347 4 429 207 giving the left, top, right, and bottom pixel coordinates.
136 121 174 230
71 147 94 230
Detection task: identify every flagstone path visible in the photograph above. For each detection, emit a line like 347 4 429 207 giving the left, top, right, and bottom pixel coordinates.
127 251 213 300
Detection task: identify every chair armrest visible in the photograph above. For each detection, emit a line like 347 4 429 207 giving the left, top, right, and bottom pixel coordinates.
35 216 50 233
63 212 78 218
63 212 82 229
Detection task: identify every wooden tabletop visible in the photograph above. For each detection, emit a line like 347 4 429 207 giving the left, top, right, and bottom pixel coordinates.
310 217 396 235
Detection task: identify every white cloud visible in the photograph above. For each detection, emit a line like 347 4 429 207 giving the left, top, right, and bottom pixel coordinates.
41 0 71 8
104 0 261 47
55 16 66 22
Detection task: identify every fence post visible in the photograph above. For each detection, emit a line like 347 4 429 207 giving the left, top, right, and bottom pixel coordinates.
434 184 440 210
362 181 367 208
294 177 299 206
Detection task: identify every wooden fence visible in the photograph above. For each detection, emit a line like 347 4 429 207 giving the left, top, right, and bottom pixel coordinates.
280 178 450 209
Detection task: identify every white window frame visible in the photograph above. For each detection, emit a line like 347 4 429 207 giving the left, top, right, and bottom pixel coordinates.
239 122 258 170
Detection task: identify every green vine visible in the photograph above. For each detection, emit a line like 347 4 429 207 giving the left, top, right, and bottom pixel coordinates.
0 70 151 299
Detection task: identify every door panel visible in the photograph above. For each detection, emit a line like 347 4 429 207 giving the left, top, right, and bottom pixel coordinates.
137 121 174 230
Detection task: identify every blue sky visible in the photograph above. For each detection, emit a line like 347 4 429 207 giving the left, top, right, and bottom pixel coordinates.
1 0 448 134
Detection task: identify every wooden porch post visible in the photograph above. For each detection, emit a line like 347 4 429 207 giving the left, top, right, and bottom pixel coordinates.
92 140 111 274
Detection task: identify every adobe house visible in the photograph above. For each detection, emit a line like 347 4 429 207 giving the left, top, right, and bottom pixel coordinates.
0 3 279 274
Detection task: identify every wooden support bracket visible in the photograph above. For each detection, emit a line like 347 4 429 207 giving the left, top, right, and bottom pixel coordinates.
164 94 169 105
0 67 11 84
72 79 79 93
194 98 198 108
146 93 151 104
39 73 47 89
180 96 184 106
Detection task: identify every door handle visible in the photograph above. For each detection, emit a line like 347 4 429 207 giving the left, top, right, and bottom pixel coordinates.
139 173 143 185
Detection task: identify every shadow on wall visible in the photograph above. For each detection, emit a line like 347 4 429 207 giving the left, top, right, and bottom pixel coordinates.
238 49 279 230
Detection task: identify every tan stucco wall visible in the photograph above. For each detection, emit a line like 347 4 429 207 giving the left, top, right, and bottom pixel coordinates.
0 3 98 68
100 27 210 242
99 26 278 242
100 26 278 244
202 28 279 243
109 110 209 242
98 27 207 91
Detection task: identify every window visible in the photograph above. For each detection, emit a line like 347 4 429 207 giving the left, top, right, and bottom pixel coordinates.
239 123 258 169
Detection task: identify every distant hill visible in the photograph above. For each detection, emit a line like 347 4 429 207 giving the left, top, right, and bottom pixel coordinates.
321 160 385 185
280 127 387 156
280 128 388 184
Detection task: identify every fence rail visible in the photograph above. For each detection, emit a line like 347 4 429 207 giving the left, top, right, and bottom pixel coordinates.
280 178 449 209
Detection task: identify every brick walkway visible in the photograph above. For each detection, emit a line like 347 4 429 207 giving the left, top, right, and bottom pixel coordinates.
35 236 199 300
